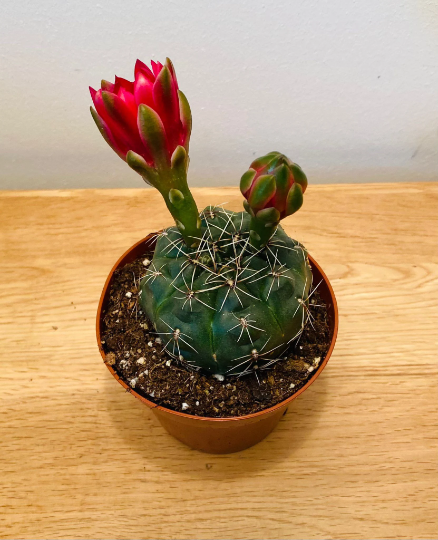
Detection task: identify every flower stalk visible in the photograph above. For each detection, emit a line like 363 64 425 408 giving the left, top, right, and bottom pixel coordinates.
126 145 201 246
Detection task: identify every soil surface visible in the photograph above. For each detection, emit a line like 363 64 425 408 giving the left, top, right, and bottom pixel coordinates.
101 251 331 418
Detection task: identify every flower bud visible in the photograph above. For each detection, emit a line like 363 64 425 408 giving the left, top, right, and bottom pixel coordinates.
90 57 191 172
240 151 307 219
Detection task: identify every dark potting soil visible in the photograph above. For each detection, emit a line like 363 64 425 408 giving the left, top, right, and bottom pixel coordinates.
101 251 331 418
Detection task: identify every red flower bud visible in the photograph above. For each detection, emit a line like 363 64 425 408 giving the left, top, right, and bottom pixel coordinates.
90 58 191 170
240 152 307 219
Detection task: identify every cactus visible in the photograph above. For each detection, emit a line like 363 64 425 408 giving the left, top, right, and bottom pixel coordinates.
139 207 312 375
90 58 312 376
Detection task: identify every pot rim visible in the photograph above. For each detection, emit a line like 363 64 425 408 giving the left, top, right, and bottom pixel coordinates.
96 234 338 422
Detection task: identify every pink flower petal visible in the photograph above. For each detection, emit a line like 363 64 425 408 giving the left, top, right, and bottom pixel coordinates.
99 90 145 155
151 60 164 77
134 72 155 108
134 59 155 81
89 86 97 102
91 107 130 159
114 76 134 94
117 86 137 119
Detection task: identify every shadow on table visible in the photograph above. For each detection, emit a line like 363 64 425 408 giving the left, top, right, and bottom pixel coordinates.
103 371 328 479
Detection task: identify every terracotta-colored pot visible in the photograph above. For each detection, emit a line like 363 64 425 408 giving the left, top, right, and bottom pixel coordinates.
97 233 338 454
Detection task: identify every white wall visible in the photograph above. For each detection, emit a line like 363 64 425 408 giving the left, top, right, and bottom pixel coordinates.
1 0 437 189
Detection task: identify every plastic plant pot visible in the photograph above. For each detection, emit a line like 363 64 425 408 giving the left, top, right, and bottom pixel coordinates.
97 233 338 454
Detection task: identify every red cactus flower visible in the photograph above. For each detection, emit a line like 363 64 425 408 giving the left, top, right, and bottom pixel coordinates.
240 151 308 220
89 58 191 169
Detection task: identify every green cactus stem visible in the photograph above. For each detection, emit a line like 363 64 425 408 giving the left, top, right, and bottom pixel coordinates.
244 203 280 250
139 206 312 376
244 181 304 249
127 145 201 247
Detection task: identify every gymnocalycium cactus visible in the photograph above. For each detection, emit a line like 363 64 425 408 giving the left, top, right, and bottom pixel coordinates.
90 58 313 376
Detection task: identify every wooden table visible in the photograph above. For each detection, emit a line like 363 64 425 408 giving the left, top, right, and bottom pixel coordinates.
1 184 437 540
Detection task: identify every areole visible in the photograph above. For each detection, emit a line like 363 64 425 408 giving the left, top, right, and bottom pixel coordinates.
96 233 338 454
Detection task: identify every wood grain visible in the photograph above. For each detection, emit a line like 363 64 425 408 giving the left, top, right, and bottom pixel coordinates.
0 183 437 540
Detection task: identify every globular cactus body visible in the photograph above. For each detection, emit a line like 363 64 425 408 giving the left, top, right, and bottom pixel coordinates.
140 207 312 375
